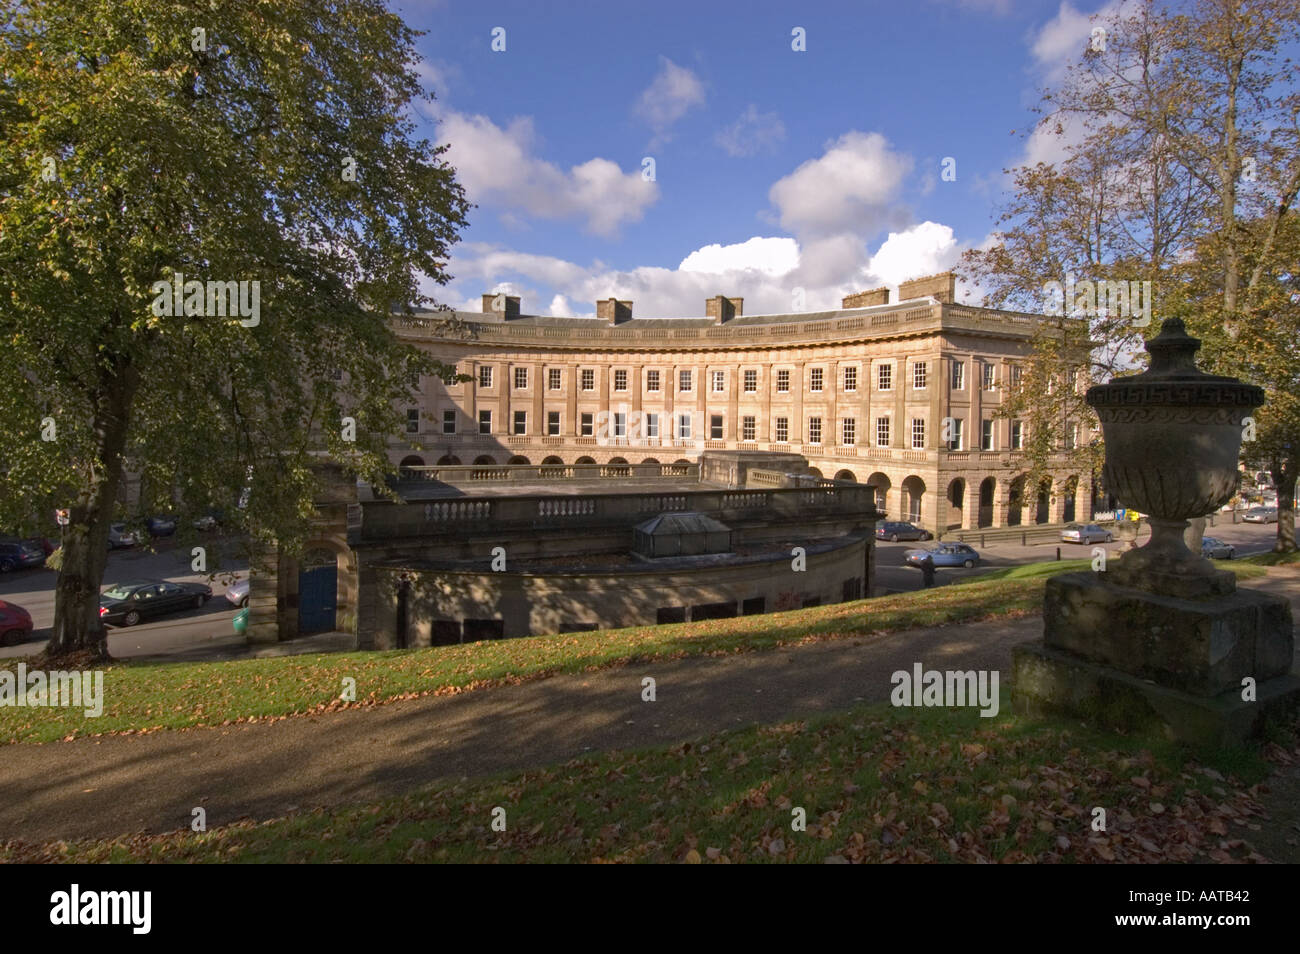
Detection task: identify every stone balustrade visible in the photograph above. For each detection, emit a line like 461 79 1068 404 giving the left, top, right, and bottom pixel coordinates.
358 483 879 542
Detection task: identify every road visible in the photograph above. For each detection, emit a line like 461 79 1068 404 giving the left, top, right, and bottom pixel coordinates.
0 535 248 660
874 519 1281 594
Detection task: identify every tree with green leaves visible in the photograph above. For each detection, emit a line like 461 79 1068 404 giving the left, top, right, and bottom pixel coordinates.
962 0 1299 550
0 0 471 657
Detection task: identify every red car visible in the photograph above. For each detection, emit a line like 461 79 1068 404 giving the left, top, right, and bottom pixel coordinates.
0 600 34 646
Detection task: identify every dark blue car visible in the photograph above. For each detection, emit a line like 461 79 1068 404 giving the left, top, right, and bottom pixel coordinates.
904 543 981 569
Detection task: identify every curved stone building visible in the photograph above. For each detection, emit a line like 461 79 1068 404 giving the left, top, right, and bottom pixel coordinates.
389 273 1096 534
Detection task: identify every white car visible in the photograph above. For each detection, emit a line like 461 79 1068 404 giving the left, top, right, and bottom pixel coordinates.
224 578 250 608
106 523 137 548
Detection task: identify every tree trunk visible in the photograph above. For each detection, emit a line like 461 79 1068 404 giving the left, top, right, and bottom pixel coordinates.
1273 462 1297 553
47 363 137 658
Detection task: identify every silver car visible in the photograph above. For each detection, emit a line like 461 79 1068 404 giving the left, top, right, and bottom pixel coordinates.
1243 507 1278 524
1060 523 1112 545
1200 536 1235 559
224 578 250 608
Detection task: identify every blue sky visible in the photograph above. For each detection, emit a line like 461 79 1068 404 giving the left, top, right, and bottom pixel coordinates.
395 0 1112 317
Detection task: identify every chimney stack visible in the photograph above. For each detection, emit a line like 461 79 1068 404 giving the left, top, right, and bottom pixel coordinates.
481 292 521 318
841 287 890 309
705 295 743 323
597 298 633 324
897 272 956 304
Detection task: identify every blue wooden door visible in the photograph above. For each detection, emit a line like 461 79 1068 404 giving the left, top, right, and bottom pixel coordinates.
298 563 337 634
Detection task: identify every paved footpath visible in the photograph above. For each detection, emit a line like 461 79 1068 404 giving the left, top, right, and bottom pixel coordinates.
3 567 1297 846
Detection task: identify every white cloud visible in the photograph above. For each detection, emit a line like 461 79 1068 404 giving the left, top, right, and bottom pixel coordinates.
866 222 960 287
438 112 658 236
715 105 787 157
634 57 705 144
678 236 799 277
442 219 972 320
767 131 913 237
1030 2 1101 76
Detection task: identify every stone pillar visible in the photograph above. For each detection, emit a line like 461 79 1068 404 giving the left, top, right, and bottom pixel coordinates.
1075 478 1092 523
760 361 772 443
792 363 804 445
1050 479 1070 524
246 542 280 644
565 362 578 437
532 360 544 443
961 481 977 530
991 488 1008 529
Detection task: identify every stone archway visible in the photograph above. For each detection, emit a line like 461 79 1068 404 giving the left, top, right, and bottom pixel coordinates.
807 467 823 479
507 455 530 465
473 455 497 465
1007 475 1027 527
436 455 461 466
866 472 891 515
542 456 564 465
398 454 424 477
1063 475 1079 523
834 469 857 482
1035 478 1052 524
901 475 926 524
641 457 660 465
946 478 965 530
978 477 996 528
576 456 596 465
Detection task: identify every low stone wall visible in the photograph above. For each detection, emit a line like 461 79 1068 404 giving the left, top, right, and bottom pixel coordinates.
365 536 869 646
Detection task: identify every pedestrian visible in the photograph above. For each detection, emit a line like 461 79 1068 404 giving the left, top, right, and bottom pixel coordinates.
920 553 936 588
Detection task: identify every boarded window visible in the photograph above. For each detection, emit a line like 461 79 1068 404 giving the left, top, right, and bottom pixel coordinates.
656 607 686 624
431 620 461 646
691 601 737 621
463 619 504 641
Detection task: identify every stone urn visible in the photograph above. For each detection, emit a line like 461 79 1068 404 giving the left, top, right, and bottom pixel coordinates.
1085 317 1263 598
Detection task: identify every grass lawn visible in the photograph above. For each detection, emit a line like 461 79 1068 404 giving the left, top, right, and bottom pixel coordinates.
1 575 1043 744
966 557 1270 583
1 557 1280 745
1236 549 1300 566
3 694 1288 863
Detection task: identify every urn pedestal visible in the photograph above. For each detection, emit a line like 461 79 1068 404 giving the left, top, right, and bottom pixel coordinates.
1012 318 1300 745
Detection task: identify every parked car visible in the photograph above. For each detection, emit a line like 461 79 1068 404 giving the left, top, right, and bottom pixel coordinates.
876 521 932 542
16 536 56 556
146 514 177 537
224 578 250 608
904 543 981 569
1201 536 1235 559
106 523 138 548
1243 507 1278 524
233 606 249 635
98 579 213 627
193 508 225 531
0 539 46 573
0 600 34 646
1060 523 1113 545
